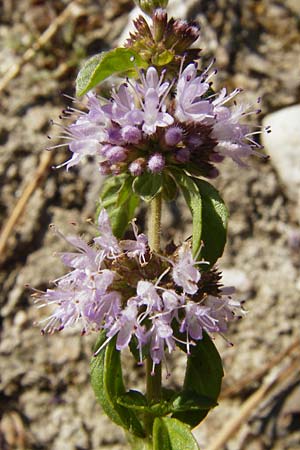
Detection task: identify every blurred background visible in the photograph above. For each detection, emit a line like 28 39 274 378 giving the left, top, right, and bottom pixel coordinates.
0 0 300 449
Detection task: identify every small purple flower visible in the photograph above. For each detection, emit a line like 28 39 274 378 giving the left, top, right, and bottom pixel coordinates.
106 303 139 349
57 234 98 271
180 302 219 345
106 127 123 145
172 244 201 294
142 88 174 135
36 267 116 334
206 291 246 333
150 317 175 372
175 63 214 123
138 67 170 98
136 280 162 313
86 92 110 125
88 291 121 328
94 209 121 260
212 102 264 166
121 220 149 265
58 120 105 170
110 84 143 127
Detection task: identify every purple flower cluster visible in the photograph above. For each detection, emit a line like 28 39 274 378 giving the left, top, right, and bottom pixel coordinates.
52 60 267 179
34 210 244 372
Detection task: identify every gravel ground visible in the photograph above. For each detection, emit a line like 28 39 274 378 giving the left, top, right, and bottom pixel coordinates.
0 1 299 449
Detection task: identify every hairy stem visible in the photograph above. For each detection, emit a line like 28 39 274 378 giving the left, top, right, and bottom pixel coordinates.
145 193 162 435
148 193 162 253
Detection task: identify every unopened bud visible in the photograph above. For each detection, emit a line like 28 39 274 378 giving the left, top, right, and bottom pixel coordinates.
129 158 146 176
148 153 165 173
134 0 168 15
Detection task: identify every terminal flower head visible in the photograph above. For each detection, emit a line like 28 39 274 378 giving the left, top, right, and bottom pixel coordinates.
51 57 266 182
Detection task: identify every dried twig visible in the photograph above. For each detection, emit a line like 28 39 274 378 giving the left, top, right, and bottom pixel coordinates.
0 1 83 93
0 151 53 263
0 1 84 261
221 339 300 398
206 355 300 450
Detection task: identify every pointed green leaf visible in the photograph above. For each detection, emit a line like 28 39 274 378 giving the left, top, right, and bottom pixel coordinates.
173 332 223 427
153 417 199 450
117 390 148 411
152 49 175 66
98 174 139 238
170 391 217 413
174 170 202 258
91 333 145 437
117 392 172 416
162 172 178 201
132 172 163 201
193 179 228 265
76 48 148 96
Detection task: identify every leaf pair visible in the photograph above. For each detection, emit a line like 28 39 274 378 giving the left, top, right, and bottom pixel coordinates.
132 171 178 202
91 333 145 438
91 332 222 449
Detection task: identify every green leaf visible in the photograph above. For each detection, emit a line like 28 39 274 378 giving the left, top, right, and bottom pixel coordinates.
117 390 148 411
129 336 149 363
193 179 228 265
98 174 139 238
162 172 178 201
132 172 163 201
153 417 199 450
152 49 175 66
76 48 148 96
170 391 217 413
173 333 223 427
174 170 202 258
91 332 145 437
117 392 173 417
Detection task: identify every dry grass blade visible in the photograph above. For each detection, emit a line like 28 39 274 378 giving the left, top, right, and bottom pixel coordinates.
0 151 53 263
0 1 85 262
206 350 300 450
221 338 300 398
0 1 83 93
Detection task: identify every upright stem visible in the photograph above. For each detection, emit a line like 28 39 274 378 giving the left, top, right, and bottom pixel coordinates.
148 193 162 253
145 193 162 434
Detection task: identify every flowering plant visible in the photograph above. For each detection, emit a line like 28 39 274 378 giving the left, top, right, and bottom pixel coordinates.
35 1 267 448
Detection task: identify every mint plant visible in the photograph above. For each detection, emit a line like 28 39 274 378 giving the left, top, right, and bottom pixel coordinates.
34 1 268 448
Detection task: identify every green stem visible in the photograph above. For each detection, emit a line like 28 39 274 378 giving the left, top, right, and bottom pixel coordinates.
148 193 162 252
144 193 162 436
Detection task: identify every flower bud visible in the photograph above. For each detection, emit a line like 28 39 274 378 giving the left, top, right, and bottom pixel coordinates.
175 148 190 163
129 158 146 176
121 125 142 144
134 0 168 15
148 153 165 173
207 167 220 179
164 126 183 146
106 146 128 164
209 152 225 163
